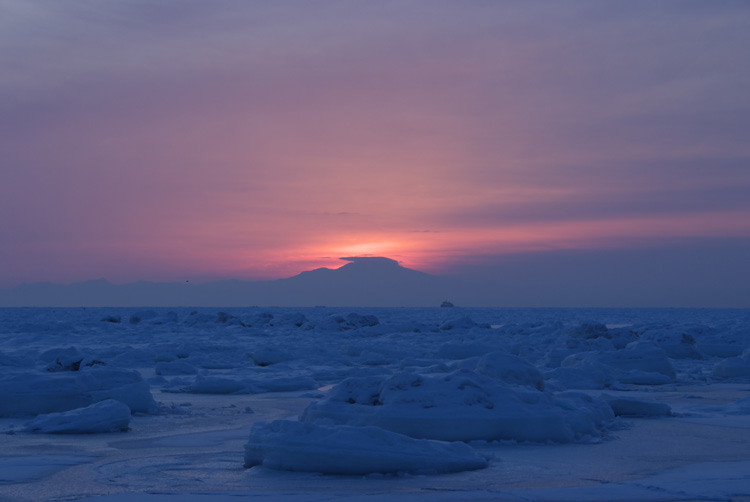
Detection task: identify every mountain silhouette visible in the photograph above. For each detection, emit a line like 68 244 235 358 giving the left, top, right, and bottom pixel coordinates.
268 257 446 306
0 257 455 307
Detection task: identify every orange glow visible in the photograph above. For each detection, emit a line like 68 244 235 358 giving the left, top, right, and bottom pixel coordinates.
193 208 750 281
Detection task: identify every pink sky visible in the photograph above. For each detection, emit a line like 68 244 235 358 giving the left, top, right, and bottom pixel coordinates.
2 1 749 288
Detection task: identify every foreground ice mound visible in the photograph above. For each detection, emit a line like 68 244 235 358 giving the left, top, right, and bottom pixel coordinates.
0 367 158 417
23 399 131 434
302 369 614 443
244 420 487 474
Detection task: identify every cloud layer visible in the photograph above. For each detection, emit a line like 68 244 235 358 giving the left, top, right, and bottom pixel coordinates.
2 1 749 294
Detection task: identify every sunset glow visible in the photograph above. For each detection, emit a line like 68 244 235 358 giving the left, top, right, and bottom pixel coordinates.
2 1 749 298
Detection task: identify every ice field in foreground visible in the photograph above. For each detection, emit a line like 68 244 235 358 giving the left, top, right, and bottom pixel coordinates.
0 307 749 501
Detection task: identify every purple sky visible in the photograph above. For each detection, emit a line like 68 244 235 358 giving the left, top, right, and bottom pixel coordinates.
2 1 749 305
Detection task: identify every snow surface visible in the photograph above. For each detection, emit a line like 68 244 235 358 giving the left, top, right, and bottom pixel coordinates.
0 307 749 501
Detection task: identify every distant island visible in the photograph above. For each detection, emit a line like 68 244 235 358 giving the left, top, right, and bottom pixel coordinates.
0 257 456 308
3 253 747 309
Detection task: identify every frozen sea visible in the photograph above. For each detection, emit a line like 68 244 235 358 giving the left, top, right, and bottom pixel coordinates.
1 307 749 501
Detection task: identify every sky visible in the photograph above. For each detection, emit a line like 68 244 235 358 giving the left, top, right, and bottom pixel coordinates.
2 1 749 305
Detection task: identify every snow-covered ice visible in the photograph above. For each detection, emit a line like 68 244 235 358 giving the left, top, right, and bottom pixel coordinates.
23 399 132 434
0 366 158 417
300 369 615 442
0 306 748 501
244 420 487 474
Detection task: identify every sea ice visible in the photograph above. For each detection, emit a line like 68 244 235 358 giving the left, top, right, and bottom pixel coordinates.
0 306 748 502
301 368 614 442
712 355 750 379
475 351 545 390
0 366 158 417
602 394 673 417
244 420 487 474
558 340 676 387
23 399 131 434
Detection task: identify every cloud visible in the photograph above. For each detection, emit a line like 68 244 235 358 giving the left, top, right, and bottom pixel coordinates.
1 1 749 290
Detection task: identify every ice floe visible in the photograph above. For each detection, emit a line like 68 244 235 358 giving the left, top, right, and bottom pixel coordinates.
244 420 487 474
23 399 131 434
301 368 615 442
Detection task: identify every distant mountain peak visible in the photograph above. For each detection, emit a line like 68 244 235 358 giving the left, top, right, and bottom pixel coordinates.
339 256 401 268
286 256 428 282
1 256 444 307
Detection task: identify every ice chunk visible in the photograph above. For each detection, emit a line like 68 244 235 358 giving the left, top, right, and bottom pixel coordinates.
245 312 275 327
617 369 675 385
0 367 158 417
434 342 499 360
561 341 676 384
475 351 545 390
638 328 702 359
183 311 216 325
600 341 677 379
564 322 609 339
302 369 614 443
129 310 158 324
274 312 308 327
712 396 750 415
174 373 317 395
214 311 246 326
251 346 297 366
151 311 179 324
23 399 131 434
602 394 672 416
712 356 750 379
544 365 617 390
39 346 105 372
244 420 487 474
345 313 379 328
314 313 379 331
155 360 198 375
698 342 744 358
438 316 490 331
184 375 256 394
